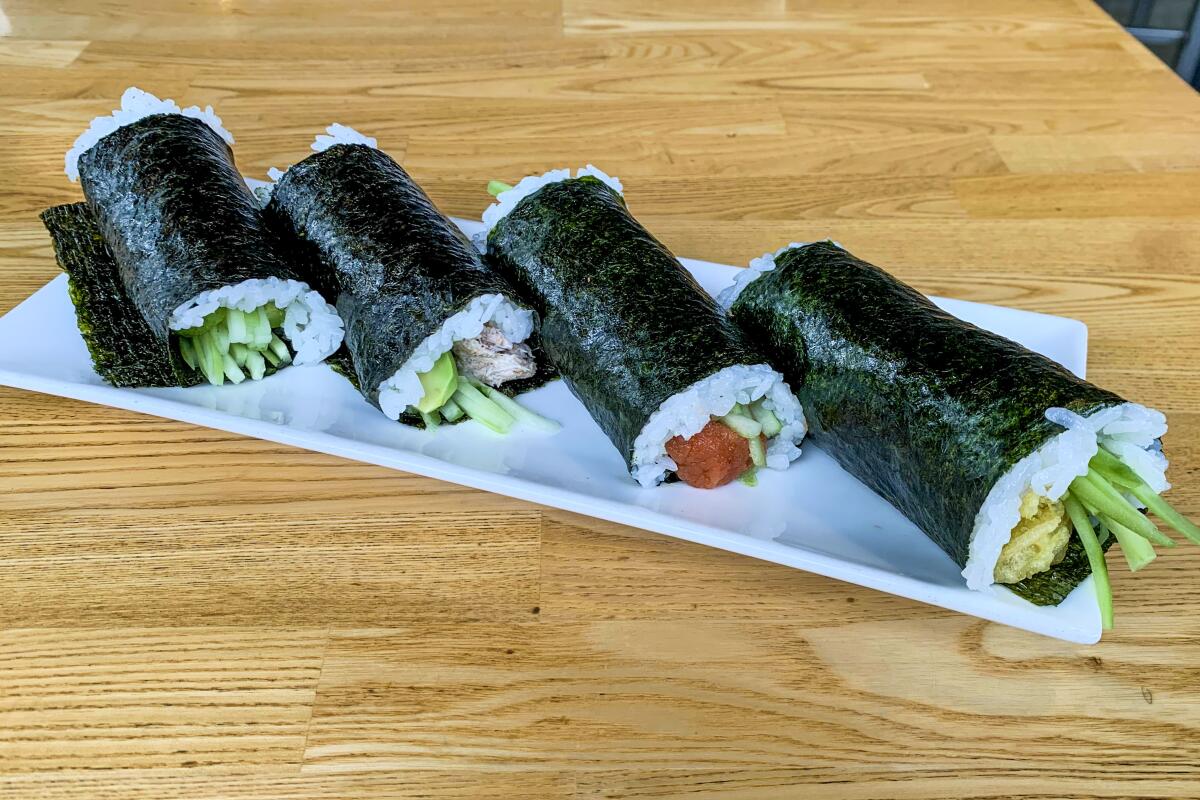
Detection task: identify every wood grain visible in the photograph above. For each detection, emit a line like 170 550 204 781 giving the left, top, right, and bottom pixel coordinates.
1 0 1199 796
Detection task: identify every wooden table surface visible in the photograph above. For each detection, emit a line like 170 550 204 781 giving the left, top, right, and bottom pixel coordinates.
3 1 1200 797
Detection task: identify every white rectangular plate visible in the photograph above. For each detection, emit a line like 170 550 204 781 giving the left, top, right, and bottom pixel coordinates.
0 218 1100 642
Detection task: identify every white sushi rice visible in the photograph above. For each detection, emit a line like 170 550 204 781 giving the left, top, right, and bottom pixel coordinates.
632 364 806 488
312 123 377 153
474 165 624 252
65 87 234 182
962 402 1169 590
376 293 534 421
168 278 344 367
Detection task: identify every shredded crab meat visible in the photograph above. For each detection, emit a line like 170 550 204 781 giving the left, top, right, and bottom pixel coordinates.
451 323 536 387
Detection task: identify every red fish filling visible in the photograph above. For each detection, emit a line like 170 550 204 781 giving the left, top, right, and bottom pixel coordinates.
666 419 760 489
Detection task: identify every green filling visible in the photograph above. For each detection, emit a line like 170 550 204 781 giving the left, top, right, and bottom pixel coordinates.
175 302 292 386
751 403 783 438
416 351 459 414
1104 519 1155 572
748 436 766 468
1045 448 1200 629
487 180 514 197
407 353 557 434
1064 493 1113 630
719 399 782 443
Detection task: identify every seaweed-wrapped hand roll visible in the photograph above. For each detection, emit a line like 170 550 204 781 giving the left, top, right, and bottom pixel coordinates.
480 167 806 488
49 88 343 387
263 126 554 432
721 241 1198 626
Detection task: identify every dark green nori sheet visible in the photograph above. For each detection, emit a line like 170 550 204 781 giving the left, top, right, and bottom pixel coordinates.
1007 534 1115 606
726 241 1130 604
265 143 547 417
77 113 301 339
41 202 199 388
485 176 764 471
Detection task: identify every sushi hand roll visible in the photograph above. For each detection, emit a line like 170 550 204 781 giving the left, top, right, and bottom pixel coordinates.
480 167 806 488
53 88 344 387
263 126 555 432
721 241 1198 626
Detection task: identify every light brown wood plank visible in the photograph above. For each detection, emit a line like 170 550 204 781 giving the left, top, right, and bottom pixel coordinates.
301 619 1200 776
404 132 1009 179
2 0 1200 795
0 770 573 799
0 628 325 772
954 171 1200 219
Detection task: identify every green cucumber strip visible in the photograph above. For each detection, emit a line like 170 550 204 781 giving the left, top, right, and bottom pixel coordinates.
1090 447 1142 489
269 335 291 363
487 180 514 197
178 337 197 369
230 342 250 367
1100 513 1172 548
1130 483 1200 546
1086 469 1174 545
481 385 561 433
419 411 440 430
452 382 514 434
416 352 460 414
720 412 762 439
1069 472 1167 544
198 332 224 386
265 303 285 328
1064 494 1113 630
261 346 281 367
1104 518 1157 572
227 308 248 344
750 402 783 438
213 325 231 354
244 349 266 381
253 307 272 348
440 398 464 422
739 468 758 487
748 435 766 467
222 354 246 384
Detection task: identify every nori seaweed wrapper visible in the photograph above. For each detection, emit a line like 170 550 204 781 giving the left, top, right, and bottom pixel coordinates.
77 113 301 340
41 202 199 388
264 144 550 423
484 176 764 471
726 242 1129 604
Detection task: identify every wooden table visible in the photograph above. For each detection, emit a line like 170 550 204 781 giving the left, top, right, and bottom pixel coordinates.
3 1 1200 796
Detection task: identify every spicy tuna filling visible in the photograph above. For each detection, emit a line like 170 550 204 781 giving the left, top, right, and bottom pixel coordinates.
662 398 785 489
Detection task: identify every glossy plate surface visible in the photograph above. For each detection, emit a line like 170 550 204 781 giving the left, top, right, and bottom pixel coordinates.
0 219 1099 642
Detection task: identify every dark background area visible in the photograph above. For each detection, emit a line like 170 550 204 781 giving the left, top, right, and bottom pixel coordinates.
1098 0 1200 85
